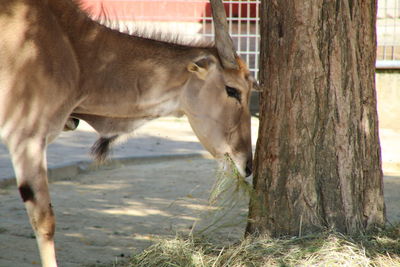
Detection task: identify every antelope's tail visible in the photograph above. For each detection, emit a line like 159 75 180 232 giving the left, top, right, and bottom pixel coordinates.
90 135 118 163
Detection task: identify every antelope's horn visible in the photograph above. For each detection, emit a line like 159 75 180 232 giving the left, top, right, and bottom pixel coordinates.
210 0 239 70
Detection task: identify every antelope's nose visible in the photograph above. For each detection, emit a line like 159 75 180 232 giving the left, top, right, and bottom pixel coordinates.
245 158 253 177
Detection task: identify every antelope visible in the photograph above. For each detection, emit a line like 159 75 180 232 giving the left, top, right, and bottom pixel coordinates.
0 0 257 265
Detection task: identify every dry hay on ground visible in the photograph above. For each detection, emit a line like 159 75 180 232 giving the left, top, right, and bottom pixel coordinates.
127 226 400 267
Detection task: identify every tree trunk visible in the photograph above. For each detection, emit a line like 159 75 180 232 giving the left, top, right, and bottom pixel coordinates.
246 0 385 236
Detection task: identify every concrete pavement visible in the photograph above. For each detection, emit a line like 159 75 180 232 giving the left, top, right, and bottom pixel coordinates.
0 117 209 186
0 117 260 186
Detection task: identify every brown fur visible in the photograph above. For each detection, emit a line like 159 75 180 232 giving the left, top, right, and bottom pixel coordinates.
0 0 255 266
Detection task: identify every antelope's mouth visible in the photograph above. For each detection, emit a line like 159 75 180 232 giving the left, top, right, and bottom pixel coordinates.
219 153 251 178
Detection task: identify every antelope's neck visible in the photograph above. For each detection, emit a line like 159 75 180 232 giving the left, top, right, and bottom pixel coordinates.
48 0 210 119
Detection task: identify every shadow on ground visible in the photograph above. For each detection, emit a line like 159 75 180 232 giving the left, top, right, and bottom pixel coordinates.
0 157 248 267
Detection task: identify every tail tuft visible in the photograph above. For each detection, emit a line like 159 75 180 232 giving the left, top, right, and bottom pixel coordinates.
90 135 118 163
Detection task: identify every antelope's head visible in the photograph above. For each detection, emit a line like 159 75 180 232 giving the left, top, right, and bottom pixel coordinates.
180 0 257 177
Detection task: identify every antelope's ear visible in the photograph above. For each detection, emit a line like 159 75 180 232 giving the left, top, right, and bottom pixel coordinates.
187 57 213 80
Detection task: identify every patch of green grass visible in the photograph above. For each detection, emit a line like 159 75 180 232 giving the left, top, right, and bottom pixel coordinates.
126 226 400 267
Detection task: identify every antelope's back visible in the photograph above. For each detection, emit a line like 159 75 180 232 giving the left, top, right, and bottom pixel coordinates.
0 0 79 136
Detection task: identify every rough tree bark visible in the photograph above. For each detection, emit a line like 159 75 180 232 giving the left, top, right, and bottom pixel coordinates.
246 0 385 236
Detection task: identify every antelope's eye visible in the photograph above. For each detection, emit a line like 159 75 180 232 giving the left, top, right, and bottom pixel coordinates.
225 86 241 102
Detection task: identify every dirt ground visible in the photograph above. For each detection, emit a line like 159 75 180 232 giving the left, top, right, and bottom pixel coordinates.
0 157 249 267
0 157 399 267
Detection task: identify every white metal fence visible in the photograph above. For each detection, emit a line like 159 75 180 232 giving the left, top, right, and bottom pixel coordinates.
377 0 400 68
84 0 400 74
198 0 260 78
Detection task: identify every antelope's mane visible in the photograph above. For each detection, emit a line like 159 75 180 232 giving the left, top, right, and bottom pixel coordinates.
73 0 214 48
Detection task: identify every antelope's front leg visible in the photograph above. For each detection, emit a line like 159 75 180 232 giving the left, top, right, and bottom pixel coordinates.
8 136 58 267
